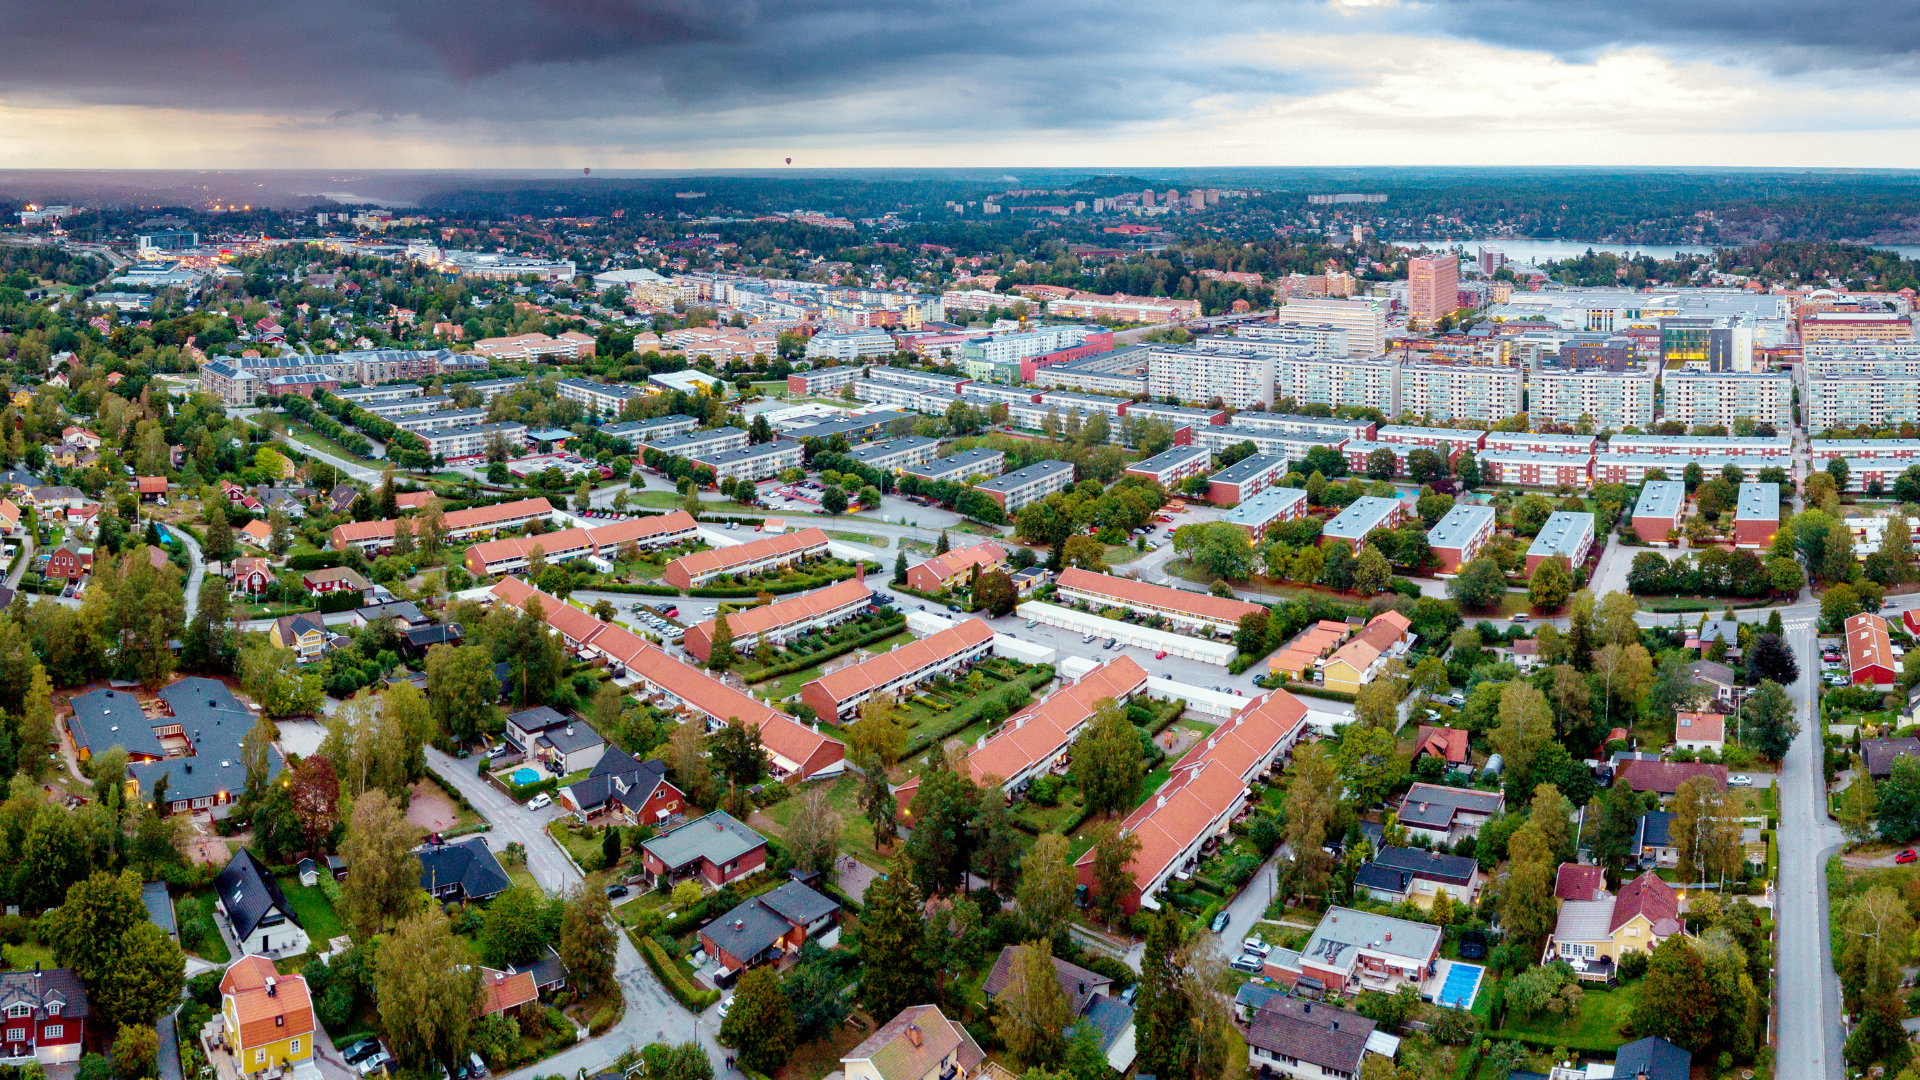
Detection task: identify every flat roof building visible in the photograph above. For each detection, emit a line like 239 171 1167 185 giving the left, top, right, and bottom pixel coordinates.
1221 488 1311 544
1426 504 1497 574
1320 496 1405 550
1525 512 1596 573
1207 454 1291 506
847 436 939 472
975 459 1076 513
1632 480 1687 544
692 440 805 484
904 447 1006 484
1125 446 1213 488
1477 449 1595 489
1733 482 1780 549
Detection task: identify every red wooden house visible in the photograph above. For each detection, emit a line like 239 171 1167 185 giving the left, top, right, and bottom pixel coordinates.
639 810 766 889
0 967 87 1064
231 557 273 595
44 544 92 582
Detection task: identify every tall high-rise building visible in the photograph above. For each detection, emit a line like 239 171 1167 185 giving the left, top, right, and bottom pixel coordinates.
1278 297 1390 357
1408 255 1459 326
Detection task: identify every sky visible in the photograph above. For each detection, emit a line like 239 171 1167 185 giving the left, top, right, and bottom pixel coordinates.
5 0 1920 168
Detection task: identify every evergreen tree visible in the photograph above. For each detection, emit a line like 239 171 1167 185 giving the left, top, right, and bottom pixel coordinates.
893 550 908 585
936 530 950 555
856 865 929 1022
1135 913 1194 1080
600 825 622 870
1631 938 1718 1052
718 967 794 1073
707 614 735 672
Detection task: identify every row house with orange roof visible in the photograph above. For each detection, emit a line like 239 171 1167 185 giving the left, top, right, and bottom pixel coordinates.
660 528 832 590
330 497 556 554
683 578 874 662
488 577 846 780
800 618 996 723
896 657 1148 820
1074 688 1309 913
1053 568 1264 637
463 512 698 577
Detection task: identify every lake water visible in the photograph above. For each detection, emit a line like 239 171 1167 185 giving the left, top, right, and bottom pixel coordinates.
1388 238 1920 262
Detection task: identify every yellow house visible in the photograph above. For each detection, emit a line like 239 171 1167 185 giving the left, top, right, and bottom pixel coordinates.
9 390 31 408
220 955 314 1075
271 613 330 663
1545 871 1685 982
1320 610 1411 694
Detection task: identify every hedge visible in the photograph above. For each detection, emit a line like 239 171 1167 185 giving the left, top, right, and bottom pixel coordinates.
558 581 682 596
289 551 345 572
425 766 480 817
739 617 909 683
1285 684 1357 704
904 666 1057 756
634 933 719 1011
689 563 875 598
504 775 559 803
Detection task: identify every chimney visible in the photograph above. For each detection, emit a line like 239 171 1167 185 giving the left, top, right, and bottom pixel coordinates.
906 1024 922 1048
266 978 277 997
1302 1002 1310 1014
1384 932 1392 942
1156 794 1167 809
856 563 865 582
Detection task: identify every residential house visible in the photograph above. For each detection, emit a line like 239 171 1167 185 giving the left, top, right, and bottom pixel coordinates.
417 837 511 903
1633 812 1679 869
133 476 169 501
1264 907 1443 997
239 519 273 550
1613 1037 1690 1080
1863 737 1920 779
1848 611 1899 688
1554 864 1608 903
1685 660 1742 705
0 968 86 1064
904 542 1008 593
0 499 22 537
1674 712 1725 754
216 849 311 958
1354 847 1482 908
231 557 273 595
476 968 538 1019
123 679 285 815
699 881 842 978
640 811 768 889
403 623 464 656
348 600 427 631
560 747 686 825
503 706 607 774
1411 726 1469 768
1546 871 1685 983
836 1006 985 1080
220 955 314 1076
271 613 332 664
1395 784 1505 844
1244 997 1384 1080
1320 611 1413 694
301 567 371 598
1613 759 1727 797
508 947 570 998
983 945 1136 1073
44 543 92 581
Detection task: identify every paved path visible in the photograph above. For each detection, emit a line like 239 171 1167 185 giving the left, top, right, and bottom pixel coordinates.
1774 620 1846 1080
421 746 729 1080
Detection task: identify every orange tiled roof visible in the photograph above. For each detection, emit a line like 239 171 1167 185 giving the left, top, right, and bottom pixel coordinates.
689 578 871 645
477 968 537 1016
1170 688 1308 780
1074 759 1242 892
664 528 829 580
961 656 1147 786
1057 567 1265 624
805 617 994 708
221 955 314 1051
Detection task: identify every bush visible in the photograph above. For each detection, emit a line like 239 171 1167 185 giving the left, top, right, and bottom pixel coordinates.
635 933 720 1011
1617 949 1649 979
589 1005 620 1036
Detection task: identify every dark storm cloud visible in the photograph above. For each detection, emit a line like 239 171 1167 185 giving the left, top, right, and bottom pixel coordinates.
0 0 1315 138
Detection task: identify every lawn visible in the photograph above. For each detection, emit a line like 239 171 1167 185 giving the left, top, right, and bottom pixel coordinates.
274 877 348 946
760 775 898 867
825 530 890 548
549 818 625 875
1495 979 1639 1052
3 942 54 971
900 539 938 557
175 891 232 963
755 630 915 699
629 490 702 509
281 417 380 465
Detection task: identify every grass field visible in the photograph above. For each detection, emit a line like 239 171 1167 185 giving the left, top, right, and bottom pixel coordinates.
282 418 381 465
759 774 898 866
275 877 348 944
825 530 890 548
1495 979 1638 1051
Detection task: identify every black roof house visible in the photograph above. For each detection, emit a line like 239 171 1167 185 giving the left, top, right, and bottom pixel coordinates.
418 837 512 902
215 848 302 941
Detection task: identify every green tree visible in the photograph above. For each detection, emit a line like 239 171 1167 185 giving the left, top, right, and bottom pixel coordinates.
1528 556 1573 610
1880 756 1920 842
856 864 929 1021
1016 833 1076 936
1335 725 1402 806
975 570 1019 617
1743 679 1799 762
1087 823 1141 928
1632 938 1718 1052
479 885 546 967
1447 556 1507 611
425 644 499 744
820 485 848 515
1354 544 1393 594
1840 778 1879 847
239 640 324 718
893 550 908 586
1491 682 1554 783
1502 822 1558 952
1587 782 1647 870
995 942 1073 1068
707 614 736 672
1072 699 1143 817
1134 913 1195 1080
561 879 618 997
374 910 483 1071
718 967 795 1073
16 664 52 781
341 789 424 938
114 1023 159 1080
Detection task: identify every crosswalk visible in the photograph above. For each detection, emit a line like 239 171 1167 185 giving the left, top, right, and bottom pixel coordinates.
1784 619 1815 633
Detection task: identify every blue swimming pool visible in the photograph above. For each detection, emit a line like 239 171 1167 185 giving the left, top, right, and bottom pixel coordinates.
1435 961 1483 1009
510 767 542 786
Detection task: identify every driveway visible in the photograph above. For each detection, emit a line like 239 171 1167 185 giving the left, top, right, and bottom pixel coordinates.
1774 621 1846 1080
1215 852 1285 960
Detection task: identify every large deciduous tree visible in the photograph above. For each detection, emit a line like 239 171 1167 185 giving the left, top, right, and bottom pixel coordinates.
341 789 424 938
374 910 483 1072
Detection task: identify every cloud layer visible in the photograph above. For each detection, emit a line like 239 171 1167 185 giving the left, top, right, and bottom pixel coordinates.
1 0 1919 165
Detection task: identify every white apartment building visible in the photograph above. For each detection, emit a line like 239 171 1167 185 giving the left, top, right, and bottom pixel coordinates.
1146 345 1275 410
1276 296 1390 356
1039 390 1128 419
364 396 452 418
869 366 970 393
1530 368 1656 430
601 414 701 444
806 331 896 361
646 426 750 459
693 440 805 483
1237 322 1351 356
1273 356 1399 414
421 422 527 462
850 379 932 409
556 378 648 417
848 436 940 472
1604 434 1792 457
389 407 489 433
1807 374 1920 430
976 460 1076 513
1804 341 1920 377
461 377 528 403
1193 427 1348 460
1660 371 1793 429
1398 363 1522 424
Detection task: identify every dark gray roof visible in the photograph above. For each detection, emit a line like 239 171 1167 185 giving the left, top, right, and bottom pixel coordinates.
702 896 791 964
570 747 671 814
510 946 569 990
1354 863 1415 895
356 600 425 625
1615 1037 1690 1080
406 623 465 648
1636 811 1675 853
984 945 1110 1015
1864 737 1920 778
1244 997 1372 1074
536 720 605 755
756 880 839 927
215 848 301 941
1371 846 1478 886
0 968 88 1020
508 706 570 733
418 837 511 900
141 880 176 935
641 810 765 872
1235 982 1282 1013
68 687 166 757
128 678 284 805
1080 994 1134 1052
1398 784 1503 828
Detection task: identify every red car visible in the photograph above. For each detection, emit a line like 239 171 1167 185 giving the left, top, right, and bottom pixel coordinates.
1898 849 1917 865
1155 651 1167 659
1157 515 1174 523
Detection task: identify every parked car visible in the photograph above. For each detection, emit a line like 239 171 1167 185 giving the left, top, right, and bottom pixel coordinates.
525 793 552 811
1229 954 1264 974
606 883 630 899
1900 849 1918 865
1026 619 1038 629
357 1052 393 1077
1241 936 1271 957
716 997 733 1022
1728 774 1753 787
342 1039 382 1065
1155 651 1167 659
1104 638 1118 649
1210 911 1230 934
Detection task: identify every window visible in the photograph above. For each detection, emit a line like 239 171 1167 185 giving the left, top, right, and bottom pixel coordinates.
5 1006 25 1019
5 1029 21 1042
290 1039 301 1055
256 1050 267 1065
45 1003 58 1016
45 1026 60 1040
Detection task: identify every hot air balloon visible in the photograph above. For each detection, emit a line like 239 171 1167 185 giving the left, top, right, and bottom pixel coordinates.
583 167 591 175
786 158 792 165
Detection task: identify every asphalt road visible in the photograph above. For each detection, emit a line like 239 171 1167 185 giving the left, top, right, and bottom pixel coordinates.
421 746 731 1080
1774 620 1846 1080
